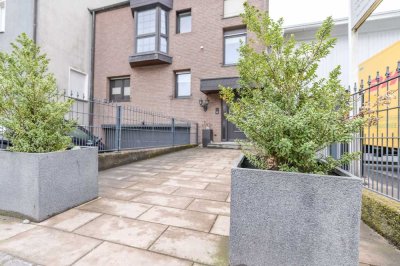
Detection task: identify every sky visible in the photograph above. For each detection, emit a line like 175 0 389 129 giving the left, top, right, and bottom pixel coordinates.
269 0 400 26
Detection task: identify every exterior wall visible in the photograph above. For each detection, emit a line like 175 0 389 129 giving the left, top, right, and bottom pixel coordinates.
36 0 124 94
0 0 34 52
94 0 268 142
286 13 400 87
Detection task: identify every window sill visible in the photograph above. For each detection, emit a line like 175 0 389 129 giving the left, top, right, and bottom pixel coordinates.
109 99 131 103
175 31 193 36
175 96 192 99
222 15 241 20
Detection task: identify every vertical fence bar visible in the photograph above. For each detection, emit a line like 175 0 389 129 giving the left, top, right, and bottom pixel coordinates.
196 123 199 145
172 118 175 147
115 105 122 152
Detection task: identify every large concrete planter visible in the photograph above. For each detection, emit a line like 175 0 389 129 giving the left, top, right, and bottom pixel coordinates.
230 155 363 266
0 148 98 222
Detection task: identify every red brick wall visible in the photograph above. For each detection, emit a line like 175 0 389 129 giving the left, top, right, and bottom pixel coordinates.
94 0 268 142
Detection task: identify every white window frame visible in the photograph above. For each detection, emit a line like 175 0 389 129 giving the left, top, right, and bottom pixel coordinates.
224 28 247 65
68 67 89 101
175 71 191 98
0 0 6 33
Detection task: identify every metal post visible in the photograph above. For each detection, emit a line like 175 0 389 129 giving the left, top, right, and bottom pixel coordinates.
196 123 199 145
172 118 175 147
115 105 122 152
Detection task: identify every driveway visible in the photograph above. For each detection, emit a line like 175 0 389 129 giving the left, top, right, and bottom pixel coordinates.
0 148 239 265
0 147 400 265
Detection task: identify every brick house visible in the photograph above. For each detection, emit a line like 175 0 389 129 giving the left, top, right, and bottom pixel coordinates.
93 0 269 143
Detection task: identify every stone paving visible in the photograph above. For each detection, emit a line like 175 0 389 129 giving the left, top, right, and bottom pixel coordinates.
0 148 237 266
0 147 400 265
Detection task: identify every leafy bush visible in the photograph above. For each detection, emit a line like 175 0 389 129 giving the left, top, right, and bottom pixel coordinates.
0 33 75 153
220 4 364 174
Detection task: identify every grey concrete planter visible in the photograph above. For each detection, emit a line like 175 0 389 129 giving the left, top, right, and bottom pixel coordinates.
0 148 98 222
230 155 363 266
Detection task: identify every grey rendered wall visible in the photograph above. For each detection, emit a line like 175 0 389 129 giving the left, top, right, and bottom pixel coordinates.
0 0 34 52
36 0 125 93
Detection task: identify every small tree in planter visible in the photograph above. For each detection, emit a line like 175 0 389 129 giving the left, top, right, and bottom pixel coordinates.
0 34 98 222
221 4 365 266
0 33 75 152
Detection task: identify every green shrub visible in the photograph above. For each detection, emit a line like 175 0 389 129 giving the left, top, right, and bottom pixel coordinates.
362 190 400 248
220 4 364 174
0 33 75 153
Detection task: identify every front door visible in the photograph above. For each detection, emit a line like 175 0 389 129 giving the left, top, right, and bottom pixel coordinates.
222 101 246 141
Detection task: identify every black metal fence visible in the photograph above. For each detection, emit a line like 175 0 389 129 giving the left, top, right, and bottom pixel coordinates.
339 61 400 201
0 92 199 152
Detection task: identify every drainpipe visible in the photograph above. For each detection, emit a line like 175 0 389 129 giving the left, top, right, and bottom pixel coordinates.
88 8 96 130
33 0 38 42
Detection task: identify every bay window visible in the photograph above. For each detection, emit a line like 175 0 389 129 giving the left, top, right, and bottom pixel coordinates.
135 7 169 54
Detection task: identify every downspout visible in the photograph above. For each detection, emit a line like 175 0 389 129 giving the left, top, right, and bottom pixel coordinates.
89 8 96 130
33 0 38 42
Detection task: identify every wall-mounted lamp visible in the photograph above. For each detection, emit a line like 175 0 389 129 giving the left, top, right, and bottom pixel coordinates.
199 98 209 112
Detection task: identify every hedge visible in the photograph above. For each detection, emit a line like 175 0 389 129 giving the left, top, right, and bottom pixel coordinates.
362 189 400 248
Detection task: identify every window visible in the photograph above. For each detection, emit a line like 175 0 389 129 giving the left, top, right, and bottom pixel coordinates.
135 7 169 54
224 0 245 18
177 10 191 34
69 68 88 100
224 28 246 65
0 0 5 32
110 77 131 102
175 71 191 98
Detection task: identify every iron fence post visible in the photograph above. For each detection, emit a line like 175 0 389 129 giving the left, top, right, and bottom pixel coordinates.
115 105 122 152
172 118 175 147
196 123 199 145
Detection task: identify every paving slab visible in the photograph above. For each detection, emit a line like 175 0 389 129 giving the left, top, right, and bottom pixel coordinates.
187 199 230 216
210 216 230 236
39 209 101 232
75 215 167 249
131 192 194 209
138 206 216 232
162 179 209 189
123 176 169 185
150 227 229 265
0 227 100 266
194 177 230 185
74 242 192 266
205 183 231 192
0 252 35 266
359 222 400 266
99 186 143 201
173 187 229 201
98 178 136 189
78 198 151 219
0 216 36 241
128 183 179 194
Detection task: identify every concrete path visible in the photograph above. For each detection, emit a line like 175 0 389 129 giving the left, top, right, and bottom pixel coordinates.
0 148 399 265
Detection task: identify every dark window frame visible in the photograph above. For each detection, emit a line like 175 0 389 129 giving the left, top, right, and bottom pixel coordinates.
176 9 192 34
134 6 169 54
175 70 192 98
223 27 247 66
109 77 131 102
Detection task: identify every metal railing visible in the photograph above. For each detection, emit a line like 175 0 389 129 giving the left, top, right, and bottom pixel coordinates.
0 91 199 153
342 61 400 201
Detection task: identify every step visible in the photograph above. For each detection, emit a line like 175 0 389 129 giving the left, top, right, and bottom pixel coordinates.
206 142 241 150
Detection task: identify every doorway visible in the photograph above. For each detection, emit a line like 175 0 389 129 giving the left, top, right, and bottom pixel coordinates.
221 101 246 141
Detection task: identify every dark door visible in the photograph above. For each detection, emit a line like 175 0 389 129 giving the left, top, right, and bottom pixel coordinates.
222 101 246 141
